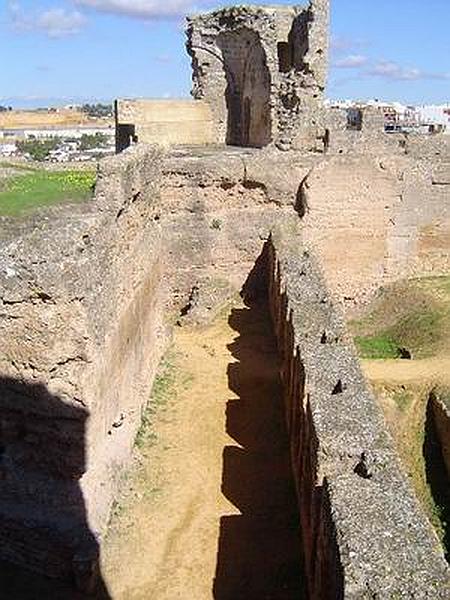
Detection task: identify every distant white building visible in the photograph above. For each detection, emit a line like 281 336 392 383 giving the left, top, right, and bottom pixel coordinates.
416 104 450 130
0 126 114 141
326 99 449 133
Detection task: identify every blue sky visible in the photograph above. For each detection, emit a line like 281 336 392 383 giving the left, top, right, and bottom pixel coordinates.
1 0 449 108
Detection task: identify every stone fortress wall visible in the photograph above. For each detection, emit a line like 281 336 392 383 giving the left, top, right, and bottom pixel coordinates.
1 0 450 594
1 141 449 593
266 223 448 597
0 147 169 581
115 99 216 152
186 0 329 150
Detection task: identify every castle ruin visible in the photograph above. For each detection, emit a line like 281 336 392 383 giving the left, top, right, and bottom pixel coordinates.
1 2 450 597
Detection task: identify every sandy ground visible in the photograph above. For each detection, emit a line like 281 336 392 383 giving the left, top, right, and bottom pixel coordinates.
101 298 304 600
362 356 450 386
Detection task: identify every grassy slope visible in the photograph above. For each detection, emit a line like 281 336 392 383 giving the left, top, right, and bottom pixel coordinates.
0 165 95 216
351 276 450 557
350 276 450 359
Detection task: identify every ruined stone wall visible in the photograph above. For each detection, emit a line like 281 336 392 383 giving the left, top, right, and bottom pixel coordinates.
115 99 216 151
159 147 318 317
324 107 406 156
300 153 450 307
0 138 448 586
0 145 318 582
324 107 450 161
266 222 449 597
186 1 329 150
0 146 168 581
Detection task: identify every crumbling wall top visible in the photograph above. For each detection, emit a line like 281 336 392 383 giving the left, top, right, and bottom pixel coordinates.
186 2 330 150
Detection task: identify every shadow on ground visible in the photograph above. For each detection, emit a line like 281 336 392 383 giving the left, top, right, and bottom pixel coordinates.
213 296 305 600
424 398 450 562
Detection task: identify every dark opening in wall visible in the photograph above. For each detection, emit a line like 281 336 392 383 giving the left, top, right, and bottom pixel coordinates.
424 393 450 561
347 108 362 131
115 124 136 154
218 28 272 148
277 42 292 73
288 13 310 72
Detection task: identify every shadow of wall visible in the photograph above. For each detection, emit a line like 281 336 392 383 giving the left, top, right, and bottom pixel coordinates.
0 377 111 598
424 396 450 562
217 28 271 148
213 254 306 599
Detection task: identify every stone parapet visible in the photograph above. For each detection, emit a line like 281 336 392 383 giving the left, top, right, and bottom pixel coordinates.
266 222 450 597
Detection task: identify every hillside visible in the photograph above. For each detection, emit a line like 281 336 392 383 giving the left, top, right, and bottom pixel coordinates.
0 109 113 129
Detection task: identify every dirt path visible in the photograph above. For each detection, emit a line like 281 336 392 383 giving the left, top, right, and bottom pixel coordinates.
362 356 450 386
101 298 304 600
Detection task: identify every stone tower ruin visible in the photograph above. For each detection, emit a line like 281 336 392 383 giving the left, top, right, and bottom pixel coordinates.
186 1 329 150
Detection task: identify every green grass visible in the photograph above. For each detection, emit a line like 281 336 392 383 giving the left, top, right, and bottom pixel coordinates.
0 168 96 216
350 276 450 359
392 388 414 412
354 334 401 359
135 353 176 451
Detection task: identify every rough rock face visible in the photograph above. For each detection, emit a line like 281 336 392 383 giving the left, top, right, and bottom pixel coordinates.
300 154 450 307
159 146 317 311
0 146 168 581
186 1 329 150
1 142 449 589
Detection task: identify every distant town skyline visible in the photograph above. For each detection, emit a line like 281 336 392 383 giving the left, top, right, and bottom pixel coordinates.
1 0 449 108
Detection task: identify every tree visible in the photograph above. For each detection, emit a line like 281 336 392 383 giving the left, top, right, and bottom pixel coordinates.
17 138 61 162
81 103 113 118
79 133 109 151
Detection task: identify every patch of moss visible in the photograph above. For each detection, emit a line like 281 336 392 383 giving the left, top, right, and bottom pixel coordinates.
135 354 176 450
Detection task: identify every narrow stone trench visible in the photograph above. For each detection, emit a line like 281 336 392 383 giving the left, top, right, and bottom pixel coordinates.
0 294 305 599
102 295 305 599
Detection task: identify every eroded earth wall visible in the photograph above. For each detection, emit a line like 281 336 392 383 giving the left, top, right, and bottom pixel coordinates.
301 152 450 307
0 141 449 587
266 222 449 598
159 147 317 318
0 146 168 579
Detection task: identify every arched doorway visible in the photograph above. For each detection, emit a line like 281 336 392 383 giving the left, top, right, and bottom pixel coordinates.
218 29 272 148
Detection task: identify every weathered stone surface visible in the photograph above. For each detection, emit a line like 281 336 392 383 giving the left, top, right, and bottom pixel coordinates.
300 153 450 307
0 145 169 581
1 1 450 592
186 1 329 150
266 222 450 597
1 139 449 590
115 99 216 151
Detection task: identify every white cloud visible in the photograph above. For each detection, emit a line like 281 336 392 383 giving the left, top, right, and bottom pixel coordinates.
8 2 86 37
333 55 367 69
73 0 203 19
369 60 449 82
370 61 421 81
